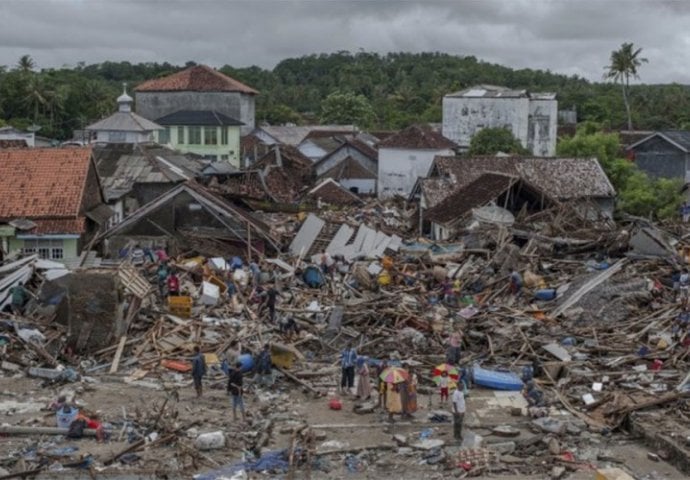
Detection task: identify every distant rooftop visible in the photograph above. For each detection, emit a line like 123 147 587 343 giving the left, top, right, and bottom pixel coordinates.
445 84 556 100
156 110 244 127
135 65 258 95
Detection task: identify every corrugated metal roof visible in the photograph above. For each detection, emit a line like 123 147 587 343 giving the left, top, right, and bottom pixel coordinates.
156 110 244 126
86 111 163 132
444 84 555 100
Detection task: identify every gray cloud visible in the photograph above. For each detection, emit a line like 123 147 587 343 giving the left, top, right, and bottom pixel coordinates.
0 0 684 83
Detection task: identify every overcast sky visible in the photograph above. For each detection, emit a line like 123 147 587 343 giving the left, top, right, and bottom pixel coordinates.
0 0 687 84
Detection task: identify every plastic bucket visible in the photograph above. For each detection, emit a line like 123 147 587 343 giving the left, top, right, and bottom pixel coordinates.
56 407 79 428
238 353 254 373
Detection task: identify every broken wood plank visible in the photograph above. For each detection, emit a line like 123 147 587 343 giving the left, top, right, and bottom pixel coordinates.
109 335 128 374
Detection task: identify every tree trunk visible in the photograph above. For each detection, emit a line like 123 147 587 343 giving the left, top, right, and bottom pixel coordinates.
623 75 632 131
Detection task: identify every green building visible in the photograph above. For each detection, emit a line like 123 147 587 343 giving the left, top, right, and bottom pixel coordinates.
155 110 243 167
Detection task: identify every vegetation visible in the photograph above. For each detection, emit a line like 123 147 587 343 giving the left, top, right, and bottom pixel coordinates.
604 43 648 131
468 127 528 156
557 127 684 219
320 90 376 127
2 51 690 139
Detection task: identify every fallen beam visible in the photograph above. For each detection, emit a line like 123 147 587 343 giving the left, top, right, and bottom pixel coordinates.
0 425 98 437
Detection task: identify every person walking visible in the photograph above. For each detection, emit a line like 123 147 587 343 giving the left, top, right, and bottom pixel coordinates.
227 361 246 421
265 284 278 322
256 344 273 388
355 358 371 400
340 342 357 394
156 261 169 297
452 385 466 443
191 346 207 398
680 268 690 308
445 332 462 365
9 282 29 315
439 371 450 404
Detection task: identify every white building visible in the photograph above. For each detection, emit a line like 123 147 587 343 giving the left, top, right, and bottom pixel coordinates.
377 125 456 199
86 86 162 144
442 85 557 157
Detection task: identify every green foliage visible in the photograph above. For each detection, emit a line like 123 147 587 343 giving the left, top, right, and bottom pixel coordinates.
557 130 684 218
468 127 528 155
0 51 688 140
320 90 375 127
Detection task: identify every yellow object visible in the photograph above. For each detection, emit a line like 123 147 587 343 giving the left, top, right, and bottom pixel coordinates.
270 346 296 369
381 256 394 270
595 468 635 480
168 295 193 318
204 353 220 365
297 212 307 221
657 338 668 350
378 270 391 286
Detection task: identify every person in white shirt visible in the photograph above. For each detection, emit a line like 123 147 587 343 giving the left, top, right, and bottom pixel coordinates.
451 386 466 442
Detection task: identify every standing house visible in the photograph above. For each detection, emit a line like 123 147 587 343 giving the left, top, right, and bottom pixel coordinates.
377 125 456 199
626 131 690 182
85 87 162 144
0 147 111 261
314 138 378 195
154 110 243 166
442 85 557 156
134 65 258 136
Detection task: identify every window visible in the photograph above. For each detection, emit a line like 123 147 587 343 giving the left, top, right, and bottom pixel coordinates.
108 131 126 142
188 126 202 145
22 239 65 259
220 155 229 161
204 126 218 145
158 127 170 144
177 126 185 144
221 128 228 145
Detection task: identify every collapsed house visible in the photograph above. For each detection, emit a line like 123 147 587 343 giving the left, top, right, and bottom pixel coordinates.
411 155 616 239
96 182 280 258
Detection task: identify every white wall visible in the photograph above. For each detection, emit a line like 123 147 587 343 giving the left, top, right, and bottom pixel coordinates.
0 131 34 147
443 97 529 149
527 99 558 156
95 130 153 144
339 178 376 195
378 148 454 199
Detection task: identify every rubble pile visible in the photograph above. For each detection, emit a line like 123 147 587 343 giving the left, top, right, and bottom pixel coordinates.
1 202 690 479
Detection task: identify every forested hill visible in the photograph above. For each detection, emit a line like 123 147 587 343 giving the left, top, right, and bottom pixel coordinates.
2 51 690 140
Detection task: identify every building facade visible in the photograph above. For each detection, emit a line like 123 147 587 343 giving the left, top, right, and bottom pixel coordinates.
442 85 557 156
135 65 258 135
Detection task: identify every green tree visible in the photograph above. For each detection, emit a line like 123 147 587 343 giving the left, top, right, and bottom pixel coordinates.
320 90 375 127
468 127 528 155
16 54 35 73
604 42 648 131
261 103 302 125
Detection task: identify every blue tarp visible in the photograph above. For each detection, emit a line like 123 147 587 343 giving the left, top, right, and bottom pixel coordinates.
194 450 289 479
303 266 324 288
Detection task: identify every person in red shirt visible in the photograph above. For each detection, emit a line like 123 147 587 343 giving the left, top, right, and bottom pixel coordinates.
167 271 180 296
76 412 105 441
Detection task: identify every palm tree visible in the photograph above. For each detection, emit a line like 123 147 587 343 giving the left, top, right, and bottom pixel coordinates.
604 42 648 131
16 54 35 73
24 75 48 123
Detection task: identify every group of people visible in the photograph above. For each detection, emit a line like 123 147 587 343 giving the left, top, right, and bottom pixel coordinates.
340 340 467 443
190 342 276 422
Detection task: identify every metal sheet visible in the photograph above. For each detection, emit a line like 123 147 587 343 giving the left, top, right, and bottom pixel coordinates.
289 214 325 257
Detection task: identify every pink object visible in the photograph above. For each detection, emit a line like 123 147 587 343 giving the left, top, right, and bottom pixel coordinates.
651 359 663 371
329 398 342 410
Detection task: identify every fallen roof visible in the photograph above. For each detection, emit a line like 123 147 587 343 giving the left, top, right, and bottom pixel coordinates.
377 124 456 150
92 143 204 201
430 156 616 201
0 147 93 220
96 181 278 250
135 65 258 95
155 110 244 127
86 111 162 132
425 173 517 224
306 179 364 206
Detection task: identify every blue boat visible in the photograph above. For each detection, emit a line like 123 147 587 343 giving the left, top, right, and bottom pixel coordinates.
472 364 524 391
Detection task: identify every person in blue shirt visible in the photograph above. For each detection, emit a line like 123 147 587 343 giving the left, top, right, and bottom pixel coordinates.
340 342 357 394
191 346 207 398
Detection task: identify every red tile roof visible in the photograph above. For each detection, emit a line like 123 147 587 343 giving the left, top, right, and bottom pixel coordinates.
32 218 86 235
378 124 456 150
0 147 93 228
135 65 258 94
